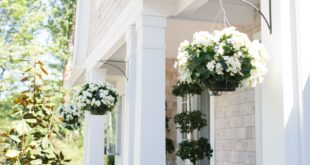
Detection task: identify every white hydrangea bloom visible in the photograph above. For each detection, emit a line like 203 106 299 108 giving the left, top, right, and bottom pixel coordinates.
206 60 216 71
225 56 242 75
193 31 213 46
240 40 269 87
215 63 224 75
178 40 190 52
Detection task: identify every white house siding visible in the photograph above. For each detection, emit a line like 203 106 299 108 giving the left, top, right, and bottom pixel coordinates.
88 0 129 54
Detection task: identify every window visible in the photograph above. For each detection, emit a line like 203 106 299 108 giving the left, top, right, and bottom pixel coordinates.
181 96 189 140
105 96 122 155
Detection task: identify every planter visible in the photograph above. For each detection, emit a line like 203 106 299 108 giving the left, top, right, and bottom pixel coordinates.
89 108 108 115
205 80 238 93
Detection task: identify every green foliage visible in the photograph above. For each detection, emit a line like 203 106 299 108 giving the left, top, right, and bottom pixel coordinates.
174 111 207 133
165 101 175 154
105 155 115 165
176 137 213 164
172 81 204 97
0 0 78 163
166 138 175 154
172 81 213 164
0 0 77 107
0 60 70 164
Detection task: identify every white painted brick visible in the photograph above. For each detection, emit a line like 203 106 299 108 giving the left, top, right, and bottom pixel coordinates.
231 151 246 163
246 89 255 102
244 152 256 164
225 105 238 117
216 151 231 162
216 107 225 118
244 115 255 126
245 126 255 139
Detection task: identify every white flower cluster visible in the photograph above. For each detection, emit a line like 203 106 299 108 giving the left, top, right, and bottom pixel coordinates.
175 27 269 88
241 40 269 87
58 104 83 130
76 82 118 114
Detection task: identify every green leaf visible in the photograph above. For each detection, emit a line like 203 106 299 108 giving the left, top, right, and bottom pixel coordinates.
42 136 49 149
9 135 21 143
16 119 31 135
40 65 48 75
30 159 43 165
60 151 64 160
5 149 20 158
26 150 31 159
25 118 37 123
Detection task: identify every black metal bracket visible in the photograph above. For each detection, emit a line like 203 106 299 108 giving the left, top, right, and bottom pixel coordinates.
240 0 272 34
99 60 128 80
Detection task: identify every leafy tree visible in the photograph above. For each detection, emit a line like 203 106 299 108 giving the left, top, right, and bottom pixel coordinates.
0 59 69 164
0 0 76 108
0 0 77 164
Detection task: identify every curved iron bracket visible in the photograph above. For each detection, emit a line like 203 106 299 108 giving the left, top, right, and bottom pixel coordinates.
240 0 272 34
99 60 128 81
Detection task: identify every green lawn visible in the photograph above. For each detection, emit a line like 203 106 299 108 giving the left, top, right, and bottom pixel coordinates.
54 133 83 165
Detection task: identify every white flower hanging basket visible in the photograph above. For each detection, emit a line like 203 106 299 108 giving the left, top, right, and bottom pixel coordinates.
76 82 119 115
174 27 269 94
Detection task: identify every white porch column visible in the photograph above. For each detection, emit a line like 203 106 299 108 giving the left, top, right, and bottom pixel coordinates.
133 15 166 165
122 25 137 165
295 1 310 164
259 0 308 164
84 68 107 165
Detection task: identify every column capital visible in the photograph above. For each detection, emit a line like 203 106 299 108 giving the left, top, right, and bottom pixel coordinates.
126 25 137 61
136 14 167 29
135 15 167 51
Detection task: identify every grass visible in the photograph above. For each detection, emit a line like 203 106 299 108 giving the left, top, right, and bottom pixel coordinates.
54 132 84 165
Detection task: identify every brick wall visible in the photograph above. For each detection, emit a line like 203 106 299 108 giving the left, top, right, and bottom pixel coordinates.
214 89 256 165
88 0 129 54
214 8 261 165
166 58 178 165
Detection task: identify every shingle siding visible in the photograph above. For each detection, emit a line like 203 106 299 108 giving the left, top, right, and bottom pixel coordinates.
88 0 129 54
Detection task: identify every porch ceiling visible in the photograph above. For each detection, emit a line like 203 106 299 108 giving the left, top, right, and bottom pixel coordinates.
208 0 258 5
173 0 259 25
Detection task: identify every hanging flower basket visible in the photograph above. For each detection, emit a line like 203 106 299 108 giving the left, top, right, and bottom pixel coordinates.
174 27 269 95
58 103 83 130
76 82 119 115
